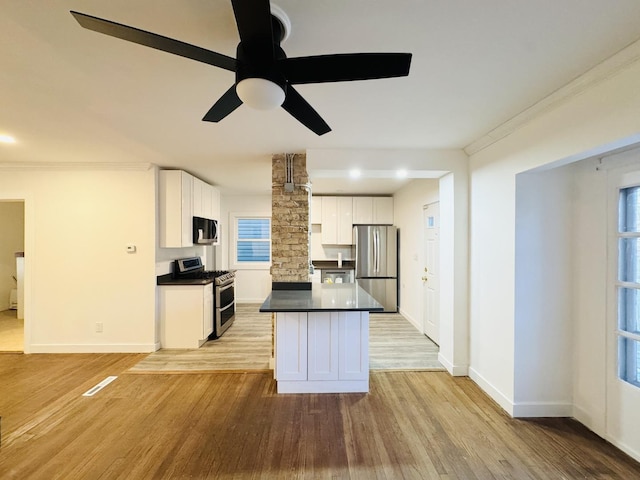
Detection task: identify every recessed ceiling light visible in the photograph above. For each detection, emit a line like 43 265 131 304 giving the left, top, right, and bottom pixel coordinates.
349 169 361 178
0 134 16 144
396 169 408 178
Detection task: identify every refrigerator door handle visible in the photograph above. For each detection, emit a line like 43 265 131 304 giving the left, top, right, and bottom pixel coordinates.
374 228 379 273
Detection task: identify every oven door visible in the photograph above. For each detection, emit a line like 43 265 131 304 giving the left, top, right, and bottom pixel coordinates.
215 280 235 337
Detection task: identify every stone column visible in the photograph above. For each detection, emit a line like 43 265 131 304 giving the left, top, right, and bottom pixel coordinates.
271 153 310 283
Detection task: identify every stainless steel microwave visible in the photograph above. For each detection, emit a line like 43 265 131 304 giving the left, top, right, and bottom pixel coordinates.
193 216 218 245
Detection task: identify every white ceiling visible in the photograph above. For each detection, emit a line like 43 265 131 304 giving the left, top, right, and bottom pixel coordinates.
2 1 640 195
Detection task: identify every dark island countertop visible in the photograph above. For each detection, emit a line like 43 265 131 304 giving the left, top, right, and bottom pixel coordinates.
260 283 383 312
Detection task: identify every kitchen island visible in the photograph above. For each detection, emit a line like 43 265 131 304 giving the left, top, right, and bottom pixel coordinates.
260 283 383 393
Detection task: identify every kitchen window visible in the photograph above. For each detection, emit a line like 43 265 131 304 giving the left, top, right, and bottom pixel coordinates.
231 214 271 268
617 185 640 388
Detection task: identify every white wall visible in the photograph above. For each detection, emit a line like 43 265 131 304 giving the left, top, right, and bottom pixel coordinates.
0 165 157 352
467 39 640 457
570 157 609 435
393 179 439 330
513 168 574 416
220 194 272 303
0 201 24 311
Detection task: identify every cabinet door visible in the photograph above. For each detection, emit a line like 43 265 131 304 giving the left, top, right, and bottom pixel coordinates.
338 312 369 380
308 313 339 380
192 177 204 218
160 285 204 348
352 197 373 225
159 170 193 248
202 183 214 219
373 197 394 225
311 196 322 224
180 172 193 247
337 197 353 244
275 313 308 381
210 186 221 221
202 283 213 338
321 196 338 244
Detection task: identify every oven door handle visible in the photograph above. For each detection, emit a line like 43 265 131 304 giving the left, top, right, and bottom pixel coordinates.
219 300 235 312
218 282 234 292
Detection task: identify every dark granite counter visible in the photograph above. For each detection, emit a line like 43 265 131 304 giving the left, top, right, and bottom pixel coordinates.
260 283 383 312
156 273 214 286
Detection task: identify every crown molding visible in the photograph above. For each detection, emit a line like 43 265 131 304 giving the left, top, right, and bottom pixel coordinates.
0 162 154 172
464 37 640 156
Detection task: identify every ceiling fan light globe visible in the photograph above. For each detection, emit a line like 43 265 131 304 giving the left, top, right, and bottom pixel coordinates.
236 78 285 110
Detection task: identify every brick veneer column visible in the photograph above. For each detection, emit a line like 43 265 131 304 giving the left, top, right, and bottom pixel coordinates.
271 153 310 282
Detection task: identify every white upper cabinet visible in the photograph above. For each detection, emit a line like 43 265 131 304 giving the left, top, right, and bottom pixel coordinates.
352 197 373 224
352 196 394 225
192 177 218 220
321 196 353 245
159 170 193 248
159 170 220 248
311 196 322 224
373 197 394 225
210 185 221 221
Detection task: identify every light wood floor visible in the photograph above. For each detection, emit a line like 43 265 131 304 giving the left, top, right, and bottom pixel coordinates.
0 309 23 352
130 304 443 373
1 354 639 479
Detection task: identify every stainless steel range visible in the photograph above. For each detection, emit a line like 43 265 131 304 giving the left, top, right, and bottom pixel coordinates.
174 257 236 338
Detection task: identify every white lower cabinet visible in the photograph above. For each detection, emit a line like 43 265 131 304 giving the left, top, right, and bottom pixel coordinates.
159 284 213 348
275 311 369 393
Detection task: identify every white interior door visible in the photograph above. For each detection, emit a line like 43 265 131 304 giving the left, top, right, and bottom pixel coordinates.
606 166 640 456
423 202 440 344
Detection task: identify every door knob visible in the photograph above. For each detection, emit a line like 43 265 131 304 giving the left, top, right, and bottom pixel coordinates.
421 276 428 281
424 267 428 272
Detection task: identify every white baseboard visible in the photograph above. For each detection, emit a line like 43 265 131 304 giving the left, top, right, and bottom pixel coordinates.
512 401 573 418
469 366 515 416
438 353 468 376
28 343 160 353
469 367 573 418
399 308 421 332
277 379 369 394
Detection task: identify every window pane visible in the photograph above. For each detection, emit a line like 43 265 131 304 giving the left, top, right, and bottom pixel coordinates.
619 337 640 387
238 219 270 240
619 288 640 334
237 241 270 262
619 238 640 283
619 186 640 233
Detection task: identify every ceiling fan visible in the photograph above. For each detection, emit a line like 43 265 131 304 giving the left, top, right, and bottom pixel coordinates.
70 0 412 136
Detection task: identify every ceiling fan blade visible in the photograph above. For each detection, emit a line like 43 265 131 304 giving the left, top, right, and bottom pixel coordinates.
202 86 243 122
230 0 274 60
70 11 237 72
280 53 412 84
282 86 331 136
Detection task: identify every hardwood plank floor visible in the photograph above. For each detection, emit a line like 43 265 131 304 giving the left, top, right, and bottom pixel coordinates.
1 354 639 479
130 304 443 372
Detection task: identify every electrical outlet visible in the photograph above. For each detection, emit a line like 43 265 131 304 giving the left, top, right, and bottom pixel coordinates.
95 322 103 333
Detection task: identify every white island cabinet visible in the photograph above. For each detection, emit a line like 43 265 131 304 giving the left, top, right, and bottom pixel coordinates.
260 284 382 393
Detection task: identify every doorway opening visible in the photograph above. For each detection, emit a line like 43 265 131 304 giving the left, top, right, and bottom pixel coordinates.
0 200 25 352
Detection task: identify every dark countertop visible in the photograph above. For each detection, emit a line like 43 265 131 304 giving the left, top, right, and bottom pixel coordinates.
260 283 383 312
156 273 213 286
312 260 355 269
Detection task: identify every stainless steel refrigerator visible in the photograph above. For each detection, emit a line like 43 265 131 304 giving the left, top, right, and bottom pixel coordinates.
354 225 398 312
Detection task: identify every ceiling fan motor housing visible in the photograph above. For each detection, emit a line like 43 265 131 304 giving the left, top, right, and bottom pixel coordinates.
235 42 287 93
